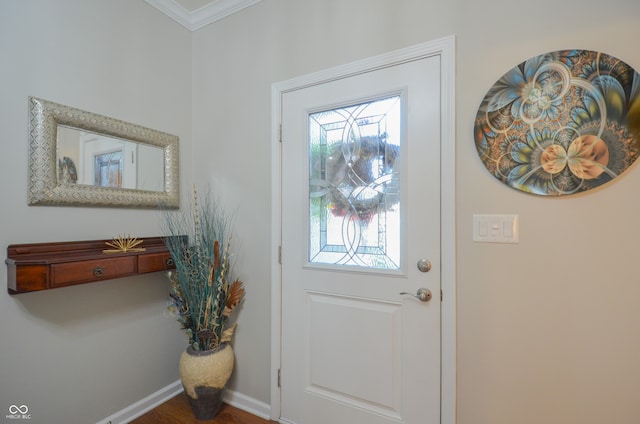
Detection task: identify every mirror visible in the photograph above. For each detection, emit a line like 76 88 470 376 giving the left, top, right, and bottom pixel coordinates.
56 126 166 192
28 97 179 208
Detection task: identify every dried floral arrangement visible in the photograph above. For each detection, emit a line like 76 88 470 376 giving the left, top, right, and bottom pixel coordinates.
163 187 245 352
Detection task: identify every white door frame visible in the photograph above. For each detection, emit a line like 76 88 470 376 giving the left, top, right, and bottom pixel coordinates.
270 35 456 424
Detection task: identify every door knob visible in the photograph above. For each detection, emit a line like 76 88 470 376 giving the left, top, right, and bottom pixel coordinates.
417 258 431 273
400 288 432 302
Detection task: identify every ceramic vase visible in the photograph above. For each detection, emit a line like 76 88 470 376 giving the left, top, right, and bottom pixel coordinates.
179 343 234 420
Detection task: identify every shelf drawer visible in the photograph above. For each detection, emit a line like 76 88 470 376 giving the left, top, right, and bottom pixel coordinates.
138 252 175 274
8 263 49 293
51 256 137 288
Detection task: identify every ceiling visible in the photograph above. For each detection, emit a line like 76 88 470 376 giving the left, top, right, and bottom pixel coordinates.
145 0 262 31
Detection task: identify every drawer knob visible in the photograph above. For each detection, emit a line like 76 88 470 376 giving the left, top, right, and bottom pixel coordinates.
93 266 104 277
166 258 174 267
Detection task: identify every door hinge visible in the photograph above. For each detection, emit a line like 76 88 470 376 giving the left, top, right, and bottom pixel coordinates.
441 289 443 302
279 124 283 143
278 246 282 264
278 368 281 387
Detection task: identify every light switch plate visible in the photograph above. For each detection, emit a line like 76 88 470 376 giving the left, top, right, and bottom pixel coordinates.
473 214 519 243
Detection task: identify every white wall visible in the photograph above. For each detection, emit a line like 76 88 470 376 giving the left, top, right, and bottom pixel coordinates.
192 1 640 423
0 1 192 423
456 3 640 423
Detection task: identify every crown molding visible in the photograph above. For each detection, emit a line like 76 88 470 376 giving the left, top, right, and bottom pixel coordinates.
146 0 262 31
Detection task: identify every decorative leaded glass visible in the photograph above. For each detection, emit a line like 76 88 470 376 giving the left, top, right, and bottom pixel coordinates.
309 96 401 269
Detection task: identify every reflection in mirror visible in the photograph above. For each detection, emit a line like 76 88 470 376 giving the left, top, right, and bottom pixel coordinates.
57 126 165 192
28 97 179 208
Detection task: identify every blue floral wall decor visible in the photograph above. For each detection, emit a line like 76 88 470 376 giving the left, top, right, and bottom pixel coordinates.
474 49 640 195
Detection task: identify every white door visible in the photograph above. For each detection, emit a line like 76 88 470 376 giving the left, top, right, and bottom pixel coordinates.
280 52 442 424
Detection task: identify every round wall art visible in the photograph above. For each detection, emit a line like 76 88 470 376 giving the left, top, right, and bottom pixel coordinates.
474 49 640 195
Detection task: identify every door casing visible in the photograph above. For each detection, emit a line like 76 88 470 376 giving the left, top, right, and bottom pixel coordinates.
270 35 457 424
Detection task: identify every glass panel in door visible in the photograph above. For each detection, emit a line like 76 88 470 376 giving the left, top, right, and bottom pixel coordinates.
308 96 401 269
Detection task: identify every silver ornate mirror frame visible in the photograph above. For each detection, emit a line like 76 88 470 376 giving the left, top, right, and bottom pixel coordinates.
28 97 179 208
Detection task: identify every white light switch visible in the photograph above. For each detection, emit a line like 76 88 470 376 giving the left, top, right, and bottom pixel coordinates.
473 214 519 243
478 220 488 237
503 220 513 238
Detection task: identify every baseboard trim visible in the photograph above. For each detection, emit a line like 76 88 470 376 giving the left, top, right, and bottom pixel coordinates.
97 380 183 424
224 388 272 420
97 380 272 423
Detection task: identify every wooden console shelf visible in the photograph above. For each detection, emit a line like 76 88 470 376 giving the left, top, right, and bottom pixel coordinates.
6 237 176 294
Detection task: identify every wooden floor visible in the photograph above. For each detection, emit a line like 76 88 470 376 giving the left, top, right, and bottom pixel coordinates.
130 393 276 424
